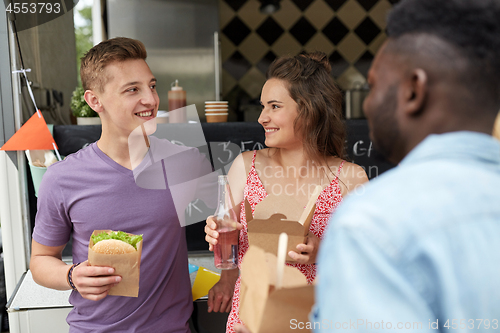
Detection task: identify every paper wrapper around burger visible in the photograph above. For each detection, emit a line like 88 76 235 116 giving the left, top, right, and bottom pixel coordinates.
240 245 315 333
245 185 321 262
88 230 142 297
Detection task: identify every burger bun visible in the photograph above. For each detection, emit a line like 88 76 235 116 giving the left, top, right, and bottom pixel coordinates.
92 239 136 254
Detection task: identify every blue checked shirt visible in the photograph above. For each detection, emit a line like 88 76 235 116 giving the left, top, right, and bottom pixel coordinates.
312 132 500 332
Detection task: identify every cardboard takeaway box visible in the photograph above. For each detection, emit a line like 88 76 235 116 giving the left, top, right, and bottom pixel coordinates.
88 230 143 297
245 186 321 262
240 245 315 333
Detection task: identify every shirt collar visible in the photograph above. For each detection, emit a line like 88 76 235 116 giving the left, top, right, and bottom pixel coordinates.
400 131 500 166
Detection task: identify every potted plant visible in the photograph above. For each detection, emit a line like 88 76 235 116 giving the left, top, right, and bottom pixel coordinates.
71 86 101 125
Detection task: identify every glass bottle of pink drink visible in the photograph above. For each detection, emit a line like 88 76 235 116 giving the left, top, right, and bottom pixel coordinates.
213 175 239 270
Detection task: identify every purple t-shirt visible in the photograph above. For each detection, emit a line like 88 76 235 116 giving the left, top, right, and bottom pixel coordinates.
33 139 211 332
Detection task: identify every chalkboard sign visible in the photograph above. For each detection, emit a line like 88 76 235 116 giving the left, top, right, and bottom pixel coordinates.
46 120 394 252
53 120 393 178
344 119 395 179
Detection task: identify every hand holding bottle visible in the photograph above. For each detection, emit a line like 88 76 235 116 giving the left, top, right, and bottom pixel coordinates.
205 215 243 251
211 175 240 270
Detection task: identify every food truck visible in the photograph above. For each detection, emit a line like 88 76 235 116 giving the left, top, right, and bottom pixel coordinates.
0 1 395 332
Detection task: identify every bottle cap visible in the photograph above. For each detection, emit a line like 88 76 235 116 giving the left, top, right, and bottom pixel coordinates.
171 79 183 91
218 174 229 184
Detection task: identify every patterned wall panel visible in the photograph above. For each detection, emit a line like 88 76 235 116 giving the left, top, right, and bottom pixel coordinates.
219 0 394 120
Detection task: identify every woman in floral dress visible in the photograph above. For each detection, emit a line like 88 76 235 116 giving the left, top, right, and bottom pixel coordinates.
205 52 369 333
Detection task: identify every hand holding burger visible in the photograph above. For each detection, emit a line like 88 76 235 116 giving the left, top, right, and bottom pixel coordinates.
69 231 143 301
86 230 143 297
69 261 122 301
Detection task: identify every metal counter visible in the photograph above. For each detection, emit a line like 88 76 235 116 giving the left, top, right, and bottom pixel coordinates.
6 253 226 333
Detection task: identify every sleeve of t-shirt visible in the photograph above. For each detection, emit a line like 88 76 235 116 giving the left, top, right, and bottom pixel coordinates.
32 166 72 247
312 211 435 332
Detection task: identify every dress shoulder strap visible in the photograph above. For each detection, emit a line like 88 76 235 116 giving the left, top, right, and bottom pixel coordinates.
250 150 257 169
336 160 345 179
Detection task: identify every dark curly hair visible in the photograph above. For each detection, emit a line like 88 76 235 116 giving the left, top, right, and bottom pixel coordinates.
266 52 347 162
386 0 500 112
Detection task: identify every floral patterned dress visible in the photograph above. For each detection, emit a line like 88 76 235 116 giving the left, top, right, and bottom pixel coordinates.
226 151 345 332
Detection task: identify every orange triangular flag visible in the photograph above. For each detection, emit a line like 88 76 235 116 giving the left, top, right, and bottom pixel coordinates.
0 112 58 151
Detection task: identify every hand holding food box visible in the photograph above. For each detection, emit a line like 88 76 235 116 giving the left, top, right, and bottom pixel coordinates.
245 185 322 262
239 244 315 333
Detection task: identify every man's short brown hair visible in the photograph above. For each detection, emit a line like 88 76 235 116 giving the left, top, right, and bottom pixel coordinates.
80 37 147 92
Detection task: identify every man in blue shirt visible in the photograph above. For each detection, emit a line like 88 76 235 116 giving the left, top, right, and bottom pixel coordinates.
314 0 500 331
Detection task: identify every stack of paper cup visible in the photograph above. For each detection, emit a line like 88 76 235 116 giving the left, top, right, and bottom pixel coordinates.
205 101 228 122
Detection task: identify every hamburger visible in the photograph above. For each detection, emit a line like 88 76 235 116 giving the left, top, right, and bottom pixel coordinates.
91 231 143 254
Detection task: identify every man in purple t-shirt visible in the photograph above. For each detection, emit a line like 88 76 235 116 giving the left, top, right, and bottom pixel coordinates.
30 37 209 332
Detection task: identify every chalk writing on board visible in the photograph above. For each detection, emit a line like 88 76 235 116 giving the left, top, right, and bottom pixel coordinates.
217 142 234 164
352 140 373 157
242 141 264 152
186 199 203 217
240 140 264 152
170 140 186 146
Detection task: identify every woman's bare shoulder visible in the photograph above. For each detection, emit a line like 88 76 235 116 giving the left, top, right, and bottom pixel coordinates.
254 148 274 161
230 150 261 178
340 161 367 176
227 151 257 204
230 152 249 175
338 161 369 193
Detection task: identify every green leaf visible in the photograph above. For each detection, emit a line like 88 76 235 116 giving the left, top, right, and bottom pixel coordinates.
91 231 143 250
70 86 98 117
